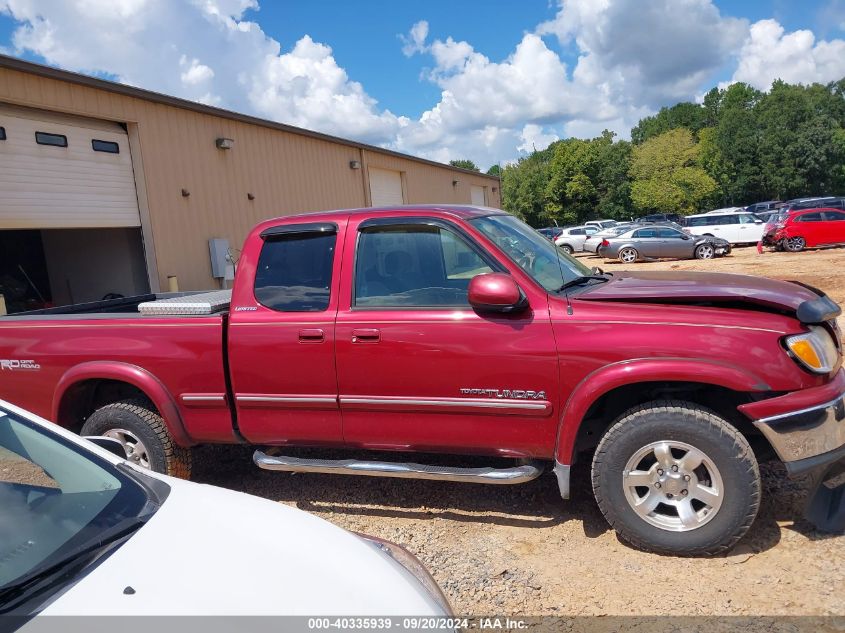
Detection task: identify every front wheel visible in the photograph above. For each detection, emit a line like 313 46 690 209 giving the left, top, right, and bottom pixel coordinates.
783 236 806 252
81 399 192 478
695 244 715 259
618 247 638 263
591 401 760 556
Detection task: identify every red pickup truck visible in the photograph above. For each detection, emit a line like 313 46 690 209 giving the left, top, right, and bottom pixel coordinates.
1 205 843 555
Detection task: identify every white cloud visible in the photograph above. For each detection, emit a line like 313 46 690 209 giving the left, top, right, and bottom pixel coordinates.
0 0 404 144
729 19 845 89
3 0 845 170
400 19 428 57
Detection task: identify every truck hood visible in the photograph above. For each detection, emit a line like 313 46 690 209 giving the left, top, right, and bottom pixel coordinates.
578 271 839 322
38 474 444 616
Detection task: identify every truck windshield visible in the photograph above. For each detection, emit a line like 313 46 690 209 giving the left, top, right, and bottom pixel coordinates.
470 215 593 292
0 408 151 596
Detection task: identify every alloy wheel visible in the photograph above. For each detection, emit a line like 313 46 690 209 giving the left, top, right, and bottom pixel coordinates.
622 440 724 532
103 428 151 469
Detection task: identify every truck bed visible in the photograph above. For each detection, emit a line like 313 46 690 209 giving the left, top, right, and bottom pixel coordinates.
0 290 234 444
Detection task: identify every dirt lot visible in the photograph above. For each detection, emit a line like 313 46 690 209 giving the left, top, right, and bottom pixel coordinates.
195 244 845 617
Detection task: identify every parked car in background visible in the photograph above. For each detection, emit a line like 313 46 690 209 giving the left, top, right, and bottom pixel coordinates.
745 200 781 214
634 213 684 224
704 207 745 215
754 211 780 224
779 197 845 213
685 210 765 244
585 219 618 230
583 224 634 253
598 225 731 262
0 400 450 618
554 225 599 253
537 227 564 241
771 208 845 252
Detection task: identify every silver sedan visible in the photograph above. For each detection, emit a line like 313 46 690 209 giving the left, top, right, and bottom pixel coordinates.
597 226 731 262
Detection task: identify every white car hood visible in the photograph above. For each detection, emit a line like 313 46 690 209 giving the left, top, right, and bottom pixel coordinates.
37 474 443 616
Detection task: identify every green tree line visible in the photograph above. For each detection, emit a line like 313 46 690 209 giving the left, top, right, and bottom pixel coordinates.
492 78 845 227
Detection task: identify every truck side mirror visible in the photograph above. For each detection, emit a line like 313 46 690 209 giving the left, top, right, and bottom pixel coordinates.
468 273 527 313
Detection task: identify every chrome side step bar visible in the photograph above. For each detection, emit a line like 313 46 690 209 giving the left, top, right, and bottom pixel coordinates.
253 451 544 485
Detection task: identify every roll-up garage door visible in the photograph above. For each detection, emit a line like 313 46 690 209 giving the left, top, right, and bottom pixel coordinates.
368 167 404 207
0 104 141 229
471 185 486 206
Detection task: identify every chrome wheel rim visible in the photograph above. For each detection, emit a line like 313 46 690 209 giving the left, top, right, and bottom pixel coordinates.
785 237 805 251
103 428 151 469
623 440 724 532
619 248 637 263
697 245 714 259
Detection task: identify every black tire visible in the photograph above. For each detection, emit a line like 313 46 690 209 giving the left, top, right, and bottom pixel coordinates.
784 236 806 252
618 247 638 263
559 244 574 254
591 400 760 556
81 399 192 479
695 244 715 259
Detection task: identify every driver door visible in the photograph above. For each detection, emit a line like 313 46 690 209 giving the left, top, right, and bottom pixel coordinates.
334 216 559 457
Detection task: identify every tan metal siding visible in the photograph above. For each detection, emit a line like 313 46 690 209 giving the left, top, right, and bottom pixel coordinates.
0 65 501 290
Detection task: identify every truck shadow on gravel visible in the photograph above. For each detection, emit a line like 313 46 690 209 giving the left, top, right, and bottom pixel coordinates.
191 445 832 555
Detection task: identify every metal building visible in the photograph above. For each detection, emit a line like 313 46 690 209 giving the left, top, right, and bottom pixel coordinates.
0 55 501 313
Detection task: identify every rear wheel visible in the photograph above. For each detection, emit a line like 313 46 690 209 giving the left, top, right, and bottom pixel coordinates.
784 236 806 252
695 244 715 259
591 401 760 556
558 243 574 255
618 247 638 263
81 399 192 479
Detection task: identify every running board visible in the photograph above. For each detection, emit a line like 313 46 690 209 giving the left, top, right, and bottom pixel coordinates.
253 451 543 485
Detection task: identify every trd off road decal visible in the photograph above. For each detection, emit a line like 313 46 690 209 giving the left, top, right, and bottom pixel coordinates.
0 359 41 371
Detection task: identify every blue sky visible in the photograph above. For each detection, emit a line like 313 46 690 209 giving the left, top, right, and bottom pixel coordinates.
1 1 844 168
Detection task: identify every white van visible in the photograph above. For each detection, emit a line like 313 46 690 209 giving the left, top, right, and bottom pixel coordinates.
685 211 765 244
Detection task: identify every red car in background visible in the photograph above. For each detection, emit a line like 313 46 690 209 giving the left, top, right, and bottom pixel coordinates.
772 208 845 251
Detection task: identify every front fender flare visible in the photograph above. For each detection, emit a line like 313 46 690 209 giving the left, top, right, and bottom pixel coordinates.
554 358 770 465
52 361 194 447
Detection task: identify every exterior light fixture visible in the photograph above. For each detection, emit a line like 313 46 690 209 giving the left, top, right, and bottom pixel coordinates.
492 187 498 192
247 192 255 200
452 179 459 186
215 137 234 150
181 188 190 197
349 160 361 169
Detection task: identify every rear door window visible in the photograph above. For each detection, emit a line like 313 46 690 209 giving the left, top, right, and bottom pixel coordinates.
797 213 824 222
634 228 658 238
254 229 336 311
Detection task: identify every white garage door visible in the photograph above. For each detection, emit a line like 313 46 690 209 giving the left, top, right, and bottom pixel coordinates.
470 185 486 206
0 104 141 229
368 167 404 207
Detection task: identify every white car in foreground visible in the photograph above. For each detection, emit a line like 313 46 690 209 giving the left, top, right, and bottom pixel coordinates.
0 400 450 620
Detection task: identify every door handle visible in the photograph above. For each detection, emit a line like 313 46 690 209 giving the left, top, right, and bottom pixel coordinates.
351 328 380 343
298 328 325 343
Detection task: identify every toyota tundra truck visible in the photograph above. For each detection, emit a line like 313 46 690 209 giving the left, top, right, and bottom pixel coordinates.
1 205 843 556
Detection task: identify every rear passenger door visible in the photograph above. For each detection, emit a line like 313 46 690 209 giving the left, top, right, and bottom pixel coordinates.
631 228 661 257
822 210 845 243
228 222 343 444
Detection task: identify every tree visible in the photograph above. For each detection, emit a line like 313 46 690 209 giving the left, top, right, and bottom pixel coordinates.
486 164 501 177
631 102 708 144
629 128 717 214
501 147 554 226
449 159 480 171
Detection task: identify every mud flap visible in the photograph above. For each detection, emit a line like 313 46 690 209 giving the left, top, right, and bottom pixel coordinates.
804 459 845 532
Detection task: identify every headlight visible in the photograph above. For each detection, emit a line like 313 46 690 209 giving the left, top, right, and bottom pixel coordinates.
785 325 840 374
357 533 453 615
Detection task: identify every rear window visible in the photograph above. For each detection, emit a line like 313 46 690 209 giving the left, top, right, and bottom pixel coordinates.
823 211 845 221
634 228 658 238
797 212 824 222
254 231 336 311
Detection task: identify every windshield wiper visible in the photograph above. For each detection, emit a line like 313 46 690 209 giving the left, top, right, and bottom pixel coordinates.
556 275 610 293
0 515 148 612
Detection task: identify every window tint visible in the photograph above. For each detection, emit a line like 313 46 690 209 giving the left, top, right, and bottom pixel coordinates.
92 139 119 153
254 231 335 311
634 228 658 238
570 228 585 235
35 131 68 147
355 224 493 308
798 212 823 222
738 214 758 224
657 228 684 238
823 211 845 221
0 126 5 141
687 216 707 227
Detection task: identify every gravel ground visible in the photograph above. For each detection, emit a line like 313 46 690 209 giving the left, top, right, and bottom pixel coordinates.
194 244 845 617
